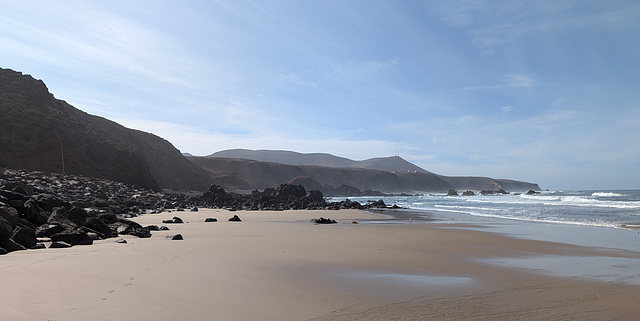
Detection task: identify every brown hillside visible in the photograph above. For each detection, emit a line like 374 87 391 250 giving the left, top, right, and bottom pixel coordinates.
0 68 213 191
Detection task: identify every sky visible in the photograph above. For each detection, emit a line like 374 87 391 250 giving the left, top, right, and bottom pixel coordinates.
1 0 639 190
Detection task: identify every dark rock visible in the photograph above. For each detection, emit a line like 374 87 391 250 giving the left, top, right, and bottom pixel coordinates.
205 217 217 222
190 207 198 212
9 199 24 208
160 226 170 231
202 184 233 205
147 225 160 231
0 239 27 252
0 216 13 241
447 189 459 196
166 234 183 240
11 226 37 249
462 191 475 196
307 190 324 203
96 212 118 224
0 247 7 255
84 231 101 240
67 207 90 224
17 217 37 230
49 241 73 248
84 217 116 238
114 218 151 238
0 189 28 202
480 189 509 195
23 199 49 225
35 224 66 238
311 217 337 224
527 190 541 195
92 198 111 208
114 238 127 244
4 182 34 195
162 216 183 224
51 230 94 246
369 199 387 208
47 207 76 231
31 194 68 212
33 243 46 249
228 215 242 222
132 226 151 238
0 206 19 230
277 184 307 199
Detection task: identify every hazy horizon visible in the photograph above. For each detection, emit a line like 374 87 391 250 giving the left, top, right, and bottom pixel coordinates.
1 1 639 190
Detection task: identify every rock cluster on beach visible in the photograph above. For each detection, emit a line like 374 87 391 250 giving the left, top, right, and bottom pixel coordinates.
0 167 389 255
0 168 186 254
188 183 375 211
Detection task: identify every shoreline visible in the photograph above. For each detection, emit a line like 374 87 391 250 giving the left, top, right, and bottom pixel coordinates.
2 208 640 320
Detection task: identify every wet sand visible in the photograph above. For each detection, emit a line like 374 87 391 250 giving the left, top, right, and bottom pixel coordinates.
2 208 640 320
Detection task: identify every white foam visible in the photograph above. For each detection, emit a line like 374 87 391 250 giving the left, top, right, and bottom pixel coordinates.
592 192 626 197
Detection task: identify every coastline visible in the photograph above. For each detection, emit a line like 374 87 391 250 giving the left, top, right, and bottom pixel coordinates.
2 208 640 320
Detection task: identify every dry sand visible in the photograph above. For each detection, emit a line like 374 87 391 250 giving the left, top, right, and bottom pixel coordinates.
2 208 640 320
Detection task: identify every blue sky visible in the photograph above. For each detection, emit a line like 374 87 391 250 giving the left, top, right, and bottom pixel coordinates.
2 1 639 190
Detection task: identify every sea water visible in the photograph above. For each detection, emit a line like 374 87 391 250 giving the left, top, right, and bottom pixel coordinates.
330 190 640 229
330 190 640 284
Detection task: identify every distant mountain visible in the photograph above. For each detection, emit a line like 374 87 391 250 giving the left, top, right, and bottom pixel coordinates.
205 149 541 193
209 149 430 173
188 156 453 194
0 68 213 191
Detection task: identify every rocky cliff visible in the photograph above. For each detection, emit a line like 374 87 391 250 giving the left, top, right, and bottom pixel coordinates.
0 68 213 191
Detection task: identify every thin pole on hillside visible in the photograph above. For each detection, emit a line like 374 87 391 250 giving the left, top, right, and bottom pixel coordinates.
60 142 65 175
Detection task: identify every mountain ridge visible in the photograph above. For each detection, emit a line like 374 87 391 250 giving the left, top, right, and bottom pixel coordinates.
197 149 541 193
209 149 431 173
0 67 540 194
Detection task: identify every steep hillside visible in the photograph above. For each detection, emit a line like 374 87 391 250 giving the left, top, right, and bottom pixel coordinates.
0 68 213 191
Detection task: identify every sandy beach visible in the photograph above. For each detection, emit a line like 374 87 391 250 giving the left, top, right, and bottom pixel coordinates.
2 208 640 320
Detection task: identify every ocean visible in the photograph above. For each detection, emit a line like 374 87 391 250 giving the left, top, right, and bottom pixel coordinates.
329 190 640 230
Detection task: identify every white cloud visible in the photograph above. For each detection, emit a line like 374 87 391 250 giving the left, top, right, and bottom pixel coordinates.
323 59 400 82
460 73 535 91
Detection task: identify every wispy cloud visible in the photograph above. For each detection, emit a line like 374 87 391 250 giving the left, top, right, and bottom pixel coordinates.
323 59 400 82
460 73 535 91
427 1 640 54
